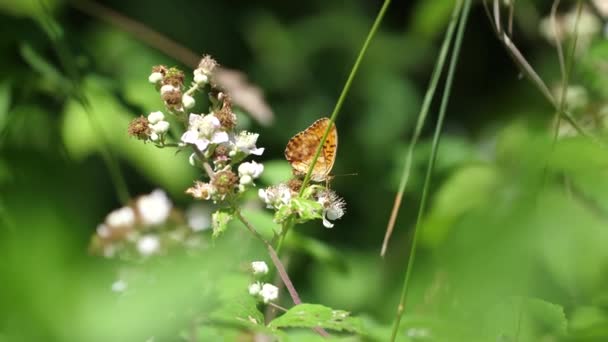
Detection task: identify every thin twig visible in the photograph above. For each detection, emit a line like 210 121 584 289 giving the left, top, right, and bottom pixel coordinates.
390 0 472 340
380 0 463 257
70 0 199 67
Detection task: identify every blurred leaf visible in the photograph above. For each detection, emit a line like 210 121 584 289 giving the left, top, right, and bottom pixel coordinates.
212 210 233 238
410 1 456 38
61 76 196 195
570 306 608 340
20 42 71 95
269 304 363 334
580 40 608 98
259 159 292 185
421 164 499 248
0 80 11 135
484 297 567 341
0 0 61 18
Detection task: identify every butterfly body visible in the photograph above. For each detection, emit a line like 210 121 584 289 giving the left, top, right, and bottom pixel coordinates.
284 118 338 182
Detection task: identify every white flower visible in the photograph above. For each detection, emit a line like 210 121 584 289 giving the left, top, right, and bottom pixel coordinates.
136 189 172 226
238 161 264 185
232 131 264 156
150 120 170 134
137 235 160 256
182 94 195 109
193 69 209 85
251 261 269 275
147 111 165 124
186 204 211 231
148 72 163 84
248 282 262 296
150 132 159 141
106 206 135 228
160 84 176 95
111 279 128 293
96 224 110 238
181 113 229 152
259 184 291 209
317 190 346 228
260 283 279 303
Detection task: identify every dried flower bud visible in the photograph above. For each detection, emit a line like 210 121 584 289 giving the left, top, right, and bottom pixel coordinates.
197 55 218 76
186 181 215 200
128 116 151 140
287 178 303 194
212 169 238 195
163 67 185 88
215 97 237 129
162 88 183 109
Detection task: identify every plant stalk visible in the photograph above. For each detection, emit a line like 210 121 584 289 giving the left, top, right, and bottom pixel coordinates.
389 0 472 340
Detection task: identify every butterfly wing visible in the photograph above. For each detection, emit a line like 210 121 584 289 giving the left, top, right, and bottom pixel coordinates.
285 118 337 182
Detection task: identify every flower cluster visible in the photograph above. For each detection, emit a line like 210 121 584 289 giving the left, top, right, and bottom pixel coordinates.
246 261 279 303
89 190 207 258
259 182 346 228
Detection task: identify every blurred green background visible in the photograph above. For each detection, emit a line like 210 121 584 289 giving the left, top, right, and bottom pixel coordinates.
1 0 608 340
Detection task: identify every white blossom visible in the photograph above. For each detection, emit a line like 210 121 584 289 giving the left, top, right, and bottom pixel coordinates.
260 283 279 303
96 224 110 238
251 261 269 275
317 190 346 228
193 69 209 85
181 113 229 153
150 120 170 134
231 131 264 156
136 189 172 226
258 184 291 209
238 161 264 185
160 84 177 95
182 94 196 109
248 282 262 296
150 132 159 141
148 72 163 84
147 111 165 124
137 235 160 256
106 206 135 228
111 279 128 293
186 204 211 231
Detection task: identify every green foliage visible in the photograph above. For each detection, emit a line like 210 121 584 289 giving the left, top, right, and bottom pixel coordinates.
269 304 363 334
212 209 234 238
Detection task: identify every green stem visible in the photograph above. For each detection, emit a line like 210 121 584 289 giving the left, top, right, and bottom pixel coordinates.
37 1 131 204
276 0 392 252
380 0 464 257
553 0 583 142
389 1 472 340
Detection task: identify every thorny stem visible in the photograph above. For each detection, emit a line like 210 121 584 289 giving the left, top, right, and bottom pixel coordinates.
380 0 464 257
234 210 330 338
389 0 472 340
276 0 392 253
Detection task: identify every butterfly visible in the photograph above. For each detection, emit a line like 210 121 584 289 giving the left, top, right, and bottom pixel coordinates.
284 117 338 182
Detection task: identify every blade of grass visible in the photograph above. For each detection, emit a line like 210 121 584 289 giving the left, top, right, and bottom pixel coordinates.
389 0 472 340
380 0 464 257
275 0 392 253
37 1 130 204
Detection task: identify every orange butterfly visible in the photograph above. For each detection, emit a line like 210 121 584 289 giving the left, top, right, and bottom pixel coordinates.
284 118 338 182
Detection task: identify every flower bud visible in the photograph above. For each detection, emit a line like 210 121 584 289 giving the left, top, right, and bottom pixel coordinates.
182 94 196 109
148 72 163 84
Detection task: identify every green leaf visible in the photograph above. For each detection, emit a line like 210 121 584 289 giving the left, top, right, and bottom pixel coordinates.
0 80 11 135
274 198 323 225
269 304 363 334
212 210 234 238
259 160 292 185
484 297 567 341
420 165 498 248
